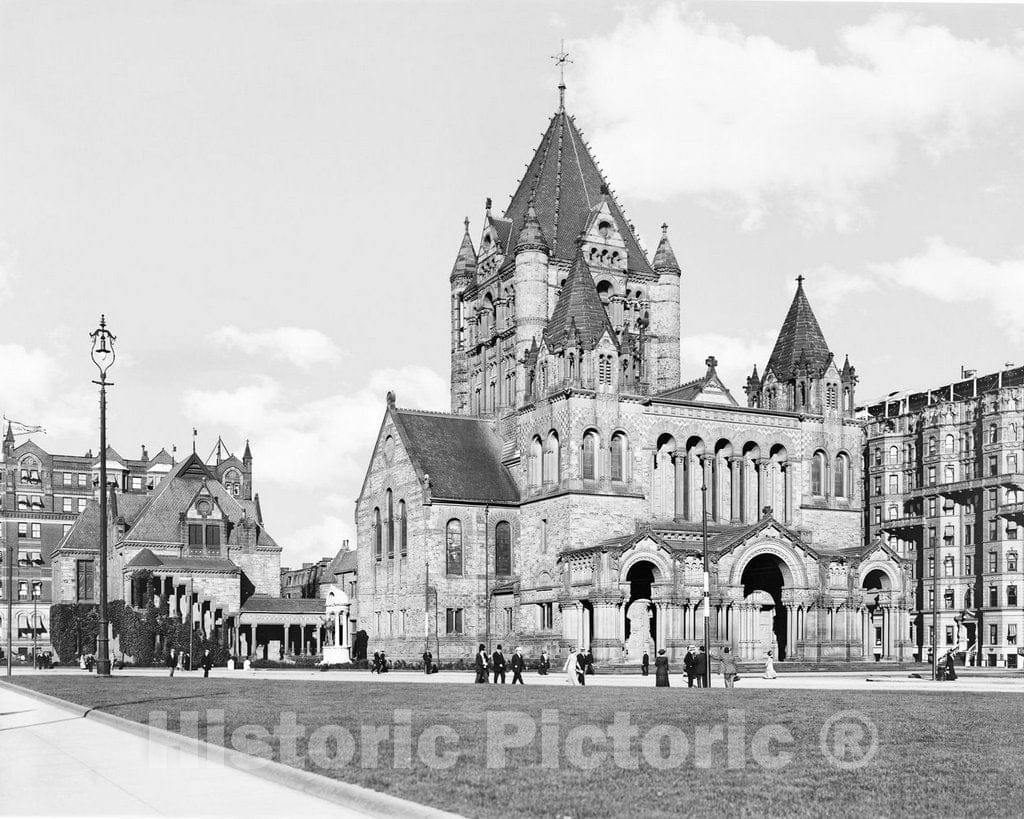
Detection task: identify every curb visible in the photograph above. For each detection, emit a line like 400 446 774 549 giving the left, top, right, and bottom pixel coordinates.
0 680 462 819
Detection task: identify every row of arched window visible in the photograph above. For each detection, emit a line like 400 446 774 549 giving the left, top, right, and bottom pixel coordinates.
372 489 407 561
810 451 852 498
527 429 630 486
445 519 513 576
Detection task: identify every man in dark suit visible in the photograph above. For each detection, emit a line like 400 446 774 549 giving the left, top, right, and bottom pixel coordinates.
510 647 525 684
474 644 489 683
684 646 698 687
641 652 650 676
694 646 708 688
492 644 507 684
422 650 432 675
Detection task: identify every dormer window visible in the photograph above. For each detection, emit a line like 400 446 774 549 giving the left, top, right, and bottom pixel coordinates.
598 220 613 239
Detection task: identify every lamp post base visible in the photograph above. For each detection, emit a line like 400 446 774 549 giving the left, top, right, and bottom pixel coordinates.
96 659 112 677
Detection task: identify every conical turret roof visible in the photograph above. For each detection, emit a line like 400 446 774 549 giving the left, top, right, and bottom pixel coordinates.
765 278 832 381
504 108 653 276
515 205 548 252
450 218 477 281
652 224 680 273
544 248 617 351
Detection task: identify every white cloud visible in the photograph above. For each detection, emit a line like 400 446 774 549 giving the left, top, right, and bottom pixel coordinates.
572 7 1024 230
868 236 1024 341
679 332 775 395
183 365 449 489
210 325 342 369
797 264 880 316
286 515 355 567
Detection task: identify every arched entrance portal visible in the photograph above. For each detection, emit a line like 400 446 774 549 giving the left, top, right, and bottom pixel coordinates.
741 554 788 661
624 561 658 662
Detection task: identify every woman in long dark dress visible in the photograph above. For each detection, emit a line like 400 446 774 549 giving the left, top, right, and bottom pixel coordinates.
654 649 670 687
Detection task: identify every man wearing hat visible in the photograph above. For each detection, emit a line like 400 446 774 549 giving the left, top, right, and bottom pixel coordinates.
683 645 698 688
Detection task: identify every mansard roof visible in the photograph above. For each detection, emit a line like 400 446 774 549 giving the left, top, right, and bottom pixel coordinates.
390 409 519 504
504 108 653 276
543 249 617 352
765 278 832 381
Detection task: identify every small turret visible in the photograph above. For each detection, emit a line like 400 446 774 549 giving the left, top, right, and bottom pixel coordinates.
3 422 14 459
514 203 550 406
745 365 761 408
650 223 682 390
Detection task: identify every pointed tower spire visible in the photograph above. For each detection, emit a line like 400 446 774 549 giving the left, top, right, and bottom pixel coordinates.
450 219 477 281
652 223 681 274
243 439 252 463
515 204 548 253
544 248 617 352
765 277 831 381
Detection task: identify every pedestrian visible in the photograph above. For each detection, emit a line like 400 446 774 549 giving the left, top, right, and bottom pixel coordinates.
422 650 432 675
684 645 697 688
492 644 507 684
201 649 213 678
654 648 670 687
585 649 594 676
167 647 177 677
576 650 586 686
379 651 389 673
763 650 777 680
371 651 381 673
713 646 738 688
538 650 550 676
564 647 580 686
694 646 708 687
475 643 489 683
641 652 650 677
510 647 525 684
945 649 958 681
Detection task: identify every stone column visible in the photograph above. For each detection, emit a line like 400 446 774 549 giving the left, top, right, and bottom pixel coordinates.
673 453 686 520
781 463 792 524
729 458 742 522
756 458 769 516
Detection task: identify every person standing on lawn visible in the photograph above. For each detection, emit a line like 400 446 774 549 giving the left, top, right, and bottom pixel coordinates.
492 644 507 684
694 646 708 687
654 649 670 687
475 644 489 683
166 647 177 677
538 650 550 676
510 647 525 684
945 649 958 681
422 650 432 674
201 649 213 678
564 648 581 685
712 646 737 688
684 646 697 687
641 652 650 676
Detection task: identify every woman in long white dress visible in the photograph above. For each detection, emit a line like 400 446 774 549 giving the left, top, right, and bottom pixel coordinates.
564 648 580 685
763 650 777 679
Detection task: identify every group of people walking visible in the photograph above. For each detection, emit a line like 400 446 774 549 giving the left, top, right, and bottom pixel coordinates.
164 647 215 677
562 647 596 685
475 644 527 683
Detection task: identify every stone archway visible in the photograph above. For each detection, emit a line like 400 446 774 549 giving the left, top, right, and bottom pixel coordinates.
740 554 788 661
624 560 659 662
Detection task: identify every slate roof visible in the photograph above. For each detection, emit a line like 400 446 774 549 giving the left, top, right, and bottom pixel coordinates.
765 279 832 381
504 108 653 276
391 409 519 504
241 595 324 614
450 222 477 281
543 249 617 351
326 548 358 577
652 225 681 273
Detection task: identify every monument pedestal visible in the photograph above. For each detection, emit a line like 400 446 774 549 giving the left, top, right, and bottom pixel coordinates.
322 645 350 665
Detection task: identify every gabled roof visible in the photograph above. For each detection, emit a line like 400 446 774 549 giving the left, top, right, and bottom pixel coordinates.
326 547 358 577
390 409 519 504
657 356 737 406
543 249 617 351
765 278 832 381
147 448 175 467
241 595 323 614
174 452 213 480
707 514 820 560
503 108 653 276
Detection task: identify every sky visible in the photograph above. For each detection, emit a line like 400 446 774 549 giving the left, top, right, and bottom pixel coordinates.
2 1 1023 565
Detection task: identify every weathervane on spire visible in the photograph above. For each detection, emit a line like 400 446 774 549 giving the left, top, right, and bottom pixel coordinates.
552 39 572 110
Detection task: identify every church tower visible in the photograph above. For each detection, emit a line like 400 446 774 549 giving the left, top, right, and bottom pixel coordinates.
447 86 679 416
746 277 857 417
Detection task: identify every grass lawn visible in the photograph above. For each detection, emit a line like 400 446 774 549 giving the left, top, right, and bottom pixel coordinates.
13 675 1022 818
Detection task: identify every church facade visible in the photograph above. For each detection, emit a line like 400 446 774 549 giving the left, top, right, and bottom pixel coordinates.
356 91 911 665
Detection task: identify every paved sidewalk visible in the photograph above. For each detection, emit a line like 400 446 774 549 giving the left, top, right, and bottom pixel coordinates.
0 683 369 817
7 664 1024 692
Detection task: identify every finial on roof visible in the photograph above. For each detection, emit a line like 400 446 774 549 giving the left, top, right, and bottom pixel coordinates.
387 390 396 408
485 197 492 215
463 216 470 234
796 274 805 289
661 223 668 237
705 355 718 374
552 40 572 111
192 427 197 454
600 183 609 196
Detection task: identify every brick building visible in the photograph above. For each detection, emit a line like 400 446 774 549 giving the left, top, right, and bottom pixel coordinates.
865 365 1024 667
1 428 177 658
355 88 906 665
49 441 323 662
280 558 333 599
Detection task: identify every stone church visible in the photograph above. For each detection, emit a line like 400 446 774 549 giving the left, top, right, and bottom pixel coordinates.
356 88 911 665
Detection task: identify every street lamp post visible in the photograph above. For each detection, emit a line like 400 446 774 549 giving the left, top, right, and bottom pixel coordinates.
484 504 490 655
90 315 116 677
701 458 711 688
932 542 940 681
32 581 39 665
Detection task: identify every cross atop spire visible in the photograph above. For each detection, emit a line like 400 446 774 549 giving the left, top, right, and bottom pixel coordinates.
552 39 572 110
796 274 805 287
